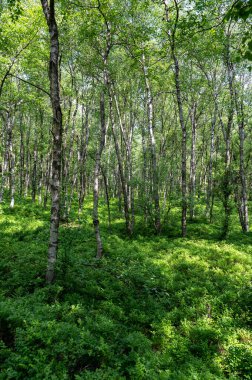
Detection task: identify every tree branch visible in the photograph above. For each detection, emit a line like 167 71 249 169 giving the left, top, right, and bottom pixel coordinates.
0 31 39 97
8 73 51 97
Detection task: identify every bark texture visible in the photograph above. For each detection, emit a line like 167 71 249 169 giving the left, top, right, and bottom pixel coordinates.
41 0 63 283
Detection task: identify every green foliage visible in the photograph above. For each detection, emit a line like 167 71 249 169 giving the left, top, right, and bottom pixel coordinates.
226 0 252 61
6 0 23 21
224 344 252 379
0 199 251 379
226 0 252 21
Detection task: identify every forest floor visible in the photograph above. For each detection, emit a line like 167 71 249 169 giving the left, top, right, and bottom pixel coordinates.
0 198 251 379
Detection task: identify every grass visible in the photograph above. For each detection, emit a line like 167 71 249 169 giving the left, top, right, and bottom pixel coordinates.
0 197 251 379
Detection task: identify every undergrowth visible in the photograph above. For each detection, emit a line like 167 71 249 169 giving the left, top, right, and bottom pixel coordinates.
0 198 251 379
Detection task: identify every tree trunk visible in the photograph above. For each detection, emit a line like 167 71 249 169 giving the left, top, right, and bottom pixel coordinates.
101 166 111 231
142 55 161 233
235 90 249 232
38 153 43 204
221 34 234 239
9 113 15 208
173 53 187 237
109 90 131 235
32 132 38 203
24 117 31 197
78 104 89 216
93 92 107 259
43 151 52 209
62 96 78 221
163 0 187 237
41 0 63 284
189 102 197 220
0 112 10 203
205 104 216 219
19 115 24 197
141 120 148 225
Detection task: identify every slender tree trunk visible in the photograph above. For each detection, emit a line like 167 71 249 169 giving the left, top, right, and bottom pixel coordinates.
205 104 216 219
189 102 197 220
222 132 232 239
32 132 38 202
235 91 249 232
41 0 63 284
93 92 107 259
0 111 15 207
173 53 187 237
164 0 187 237
210 135 220 223
78 104 89 216
24 117 31 197
61 99 72 215
129 153 135 231
141 120 148 224
98 9 131 235
129 106 135 230
62 96 78 220
43 151 52 209
19 115 24 197
142 56 161 233
101 166 111 231
109 93 131 235
0 112 10 203
112 86 136 231
67 164 78 217
221 34 234 239
38 153 43 204
239 115 249 232
9 113 15 208
117 170 122 213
